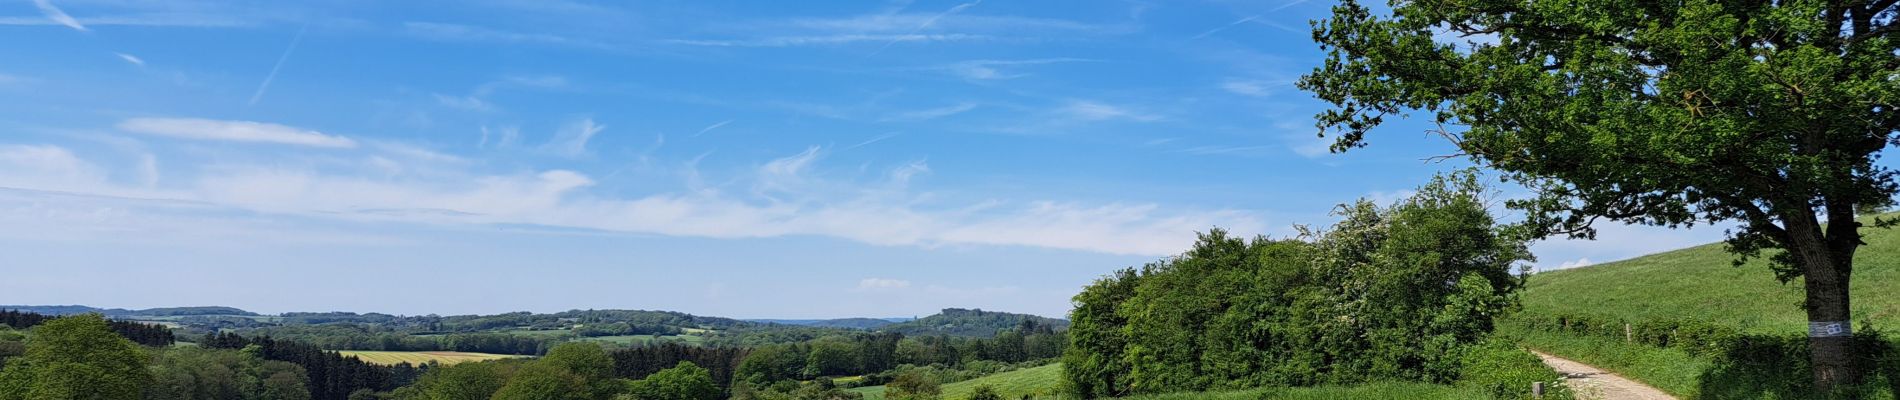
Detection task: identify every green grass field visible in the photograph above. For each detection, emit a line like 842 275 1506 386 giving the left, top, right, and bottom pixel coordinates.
336 350 522 366
1519 218 1900 334
848 364 1063 400
1512 215 1900 399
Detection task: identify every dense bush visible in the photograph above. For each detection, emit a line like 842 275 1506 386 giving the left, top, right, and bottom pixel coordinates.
884 369 940 400
1456 339 1573 400
1063 172 1532 397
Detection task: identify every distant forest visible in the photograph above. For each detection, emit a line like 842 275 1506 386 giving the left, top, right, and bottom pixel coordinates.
0 305 1067 399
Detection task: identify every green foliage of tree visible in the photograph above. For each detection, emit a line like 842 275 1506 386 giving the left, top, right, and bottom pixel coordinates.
884 369 940 400
393 361 514 400
146 346 312 400
803 339 858 378
735 345 807 385
543 342 614 380
1062 268 1142 398
1063 172 1530 397
0 314 152 400
1298 0 1900 389
490 364 585 400
621 361 720 400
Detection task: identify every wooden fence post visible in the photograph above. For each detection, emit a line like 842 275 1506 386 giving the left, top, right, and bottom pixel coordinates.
1533 381 1545 398
1625 323 1632 342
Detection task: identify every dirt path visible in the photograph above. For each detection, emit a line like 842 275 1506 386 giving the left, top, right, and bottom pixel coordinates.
1531 351 1677 400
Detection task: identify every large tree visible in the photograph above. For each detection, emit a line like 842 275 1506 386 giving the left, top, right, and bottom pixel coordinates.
0 314 153 400
1299 0 1900 389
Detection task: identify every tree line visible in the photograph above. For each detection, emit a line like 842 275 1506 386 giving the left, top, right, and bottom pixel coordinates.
232 324 561 355
201 332 424 400
735 322 1064 386
0 309 173 347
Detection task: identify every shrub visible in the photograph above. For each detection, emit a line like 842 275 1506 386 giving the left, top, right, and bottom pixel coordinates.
1456 339 1573 400
885 370 940 400
1063 172 1531 397
966 384 1002 400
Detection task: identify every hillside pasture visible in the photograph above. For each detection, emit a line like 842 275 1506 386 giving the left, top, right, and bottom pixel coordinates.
337 350 521 366
1520 218 1900 334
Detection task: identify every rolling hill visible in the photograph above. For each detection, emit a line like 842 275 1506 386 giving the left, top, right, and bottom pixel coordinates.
878 308 1069 337
745 318 908 330
1519 219 1900 334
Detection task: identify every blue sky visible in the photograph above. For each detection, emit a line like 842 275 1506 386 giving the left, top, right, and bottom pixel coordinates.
0 0 1734 318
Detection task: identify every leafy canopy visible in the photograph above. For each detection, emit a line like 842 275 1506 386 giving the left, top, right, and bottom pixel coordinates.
0 314 153 400
1298 0 1900 278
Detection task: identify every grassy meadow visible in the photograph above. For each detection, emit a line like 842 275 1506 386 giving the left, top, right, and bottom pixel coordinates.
1519 220 1900 334
848 363 1064 400
1510 215 1900 399
337 350 522 366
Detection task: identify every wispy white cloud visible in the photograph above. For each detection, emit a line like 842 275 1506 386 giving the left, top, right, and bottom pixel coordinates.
117 117 357 148
249 25 307 106
542 118 605 157
1174 145 1276 156
403 22 593 47
479 125 521 149
671 6 1126 49
664 33 990 47
889 160 929 186
433 94 493 111
0 140 1263 256
31 0 87 32
474 75 568 96
1060 101 1160 122
693 120 733 137
1221 79 1281 97
942 58 1095 80
1271 119 1332 158
872 0 982 54
845 132 904 150
1190 15 1257 39
0 145 104 192
115 52 145 66
1272 0 1314 12
434 75 569 113
857 278 913 291
1557 257 1594 270
884 103 977 121
783 12 1114 34
0 14 254 28
368 141 467 164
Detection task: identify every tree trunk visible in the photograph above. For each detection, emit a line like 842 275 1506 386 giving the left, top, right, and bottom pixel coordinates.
1802 257 1855 390
1787 212 1859 391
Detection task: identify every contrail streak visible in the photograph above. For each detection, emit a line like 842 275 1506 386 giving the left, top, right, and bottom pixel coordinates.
249 24 308 106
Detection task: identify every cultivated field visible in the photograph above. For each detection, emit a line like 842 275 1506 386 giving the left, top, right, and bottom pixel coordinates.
337 350 522 366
